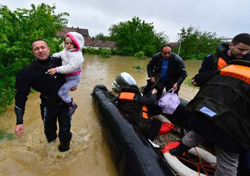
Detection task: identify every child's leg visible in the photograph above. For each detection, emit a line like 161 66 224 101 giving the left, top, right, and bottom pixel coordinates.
58 75 81 103
59 75 81 116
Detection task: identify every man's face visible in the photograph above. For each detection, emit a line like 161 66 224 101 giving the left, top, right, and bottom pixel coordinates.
32 41 50 61
229 42 250 59
161 46 172 59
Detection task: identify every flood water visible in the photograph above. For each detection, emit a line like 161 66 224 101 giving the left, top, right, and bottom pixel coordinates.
0 54 201 176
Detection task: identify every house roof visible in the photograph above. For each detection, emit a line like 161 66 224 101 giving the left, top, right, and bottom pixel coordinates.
56 27 89 37
85 39 117 48
168 42 178 48
56 26 117 48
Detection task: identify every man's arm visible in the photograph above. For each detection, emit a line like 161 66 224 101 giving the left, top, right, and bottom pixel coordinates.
147 57 154 78
192 54 214 87
137 88 158 106
147 53 160 82
147 53 159 79
14 68 32 138
14 105 25 138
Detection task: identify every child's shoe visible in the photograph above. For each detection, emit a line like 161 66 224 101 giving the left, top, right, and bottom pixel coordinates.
67 98 78 116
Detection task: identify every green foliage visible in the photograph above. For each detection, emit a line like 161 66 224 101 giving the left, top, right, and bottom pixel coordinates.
134 51 146 59
132 65 143 70
0 130 16 140
0 4 69 113
99 48 111 58
176 26 223 60
108 16 168 57
94 33 106 41
82 47 99 54
83 47 116 56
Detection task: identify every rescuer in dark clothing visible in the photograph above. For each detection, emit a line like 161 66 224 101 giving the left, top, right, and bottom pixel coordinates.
14 39 74 152
170 60 250 176
190 33 250 176
192 33 250 87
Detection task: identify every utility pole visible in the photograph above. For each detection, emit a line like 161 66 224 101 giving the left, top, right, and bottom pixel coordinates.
178 41 182 55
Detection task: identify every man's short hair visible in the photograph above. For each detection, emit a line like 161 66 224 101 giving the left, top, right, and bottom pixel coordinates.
32 39 48 49
160 44 172 52
232 33 250 46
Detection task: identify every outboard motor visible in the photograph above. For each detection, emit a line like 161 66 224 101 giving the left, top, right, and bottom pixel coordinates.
112 72 137 92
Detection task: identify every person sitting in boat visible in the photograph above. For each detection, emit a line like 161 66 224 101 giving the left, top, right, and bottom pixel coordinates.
169 60 250 176
114 72 172 141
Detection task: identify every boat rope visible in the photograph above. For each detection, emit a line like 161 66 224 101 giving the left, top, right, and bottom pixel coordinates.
162 140 216 175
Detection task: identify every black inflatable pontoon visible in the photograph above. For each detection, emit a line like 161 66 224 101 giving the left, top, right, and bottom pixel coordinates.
92 85 174 176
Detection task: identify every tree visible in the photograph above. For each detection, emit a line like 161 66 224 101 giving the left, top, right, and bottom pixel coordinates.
0 3 69 113
108 16 168 56
176 26 223 60
0 3 69 64
94 33 106 41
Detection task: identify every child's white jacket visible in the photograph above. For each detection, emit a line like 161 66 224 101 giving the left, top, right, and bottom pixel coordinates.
53 32 84 74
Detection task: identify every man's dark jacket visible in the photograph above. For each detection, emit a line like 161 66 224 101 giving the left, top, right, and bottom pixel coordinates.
15 57 65 124
147 52 187 90
186 60 250 153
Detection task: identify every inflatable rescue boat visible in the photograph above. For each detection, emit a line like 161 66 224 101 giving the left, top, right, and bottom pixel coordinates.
92 84 216 176
92 72 216 176
92 84 174 176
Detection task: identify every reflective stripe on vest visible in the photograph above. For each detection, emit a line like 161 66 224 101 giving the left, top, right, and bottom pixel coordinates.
218 57 228 69
119 92 149 119
119 92 135 101
142 105 149 119
220 64 250 84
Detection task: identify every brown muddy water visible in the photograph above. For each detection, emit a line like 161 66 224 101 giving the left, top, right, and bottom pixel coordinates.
0 54 202 176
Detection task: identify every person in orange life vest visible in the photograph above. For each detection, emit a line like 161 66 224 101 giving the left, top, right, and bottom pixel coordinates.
173 34 250 131
170 61 250 176
190 33 250 176
192 33 250 87
115 73 171 141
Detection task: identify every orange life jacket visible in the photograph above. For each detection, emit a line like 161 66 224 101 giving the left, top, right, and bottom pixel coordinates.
119 92 149 119
118 92 151 132
220 64 250 84
217 57 228 69
212 53 230 70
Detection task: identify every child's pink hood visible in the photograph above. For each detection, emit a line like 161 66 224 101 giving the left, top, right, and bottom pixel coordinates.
66 32 85 52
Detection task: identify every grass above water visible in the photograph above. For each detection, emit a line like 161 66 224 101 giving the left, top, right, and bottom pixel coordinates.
0 130 16 140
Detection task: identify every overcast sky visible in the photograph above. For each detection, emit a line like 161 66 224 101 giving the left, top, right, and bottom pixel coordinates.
1 0 250 42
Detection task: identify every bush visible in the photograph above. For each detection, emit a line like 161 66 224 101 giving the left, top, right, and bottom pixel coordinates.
83 47 114 57
99 48 111 58
134 51 146 59
0 130 16 140
132 65 143 70
82 47 99 54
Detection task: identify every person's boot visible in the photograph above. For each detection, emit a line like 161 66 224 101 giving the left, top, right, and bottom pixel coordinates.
67 98 78 116
58 141 70 152
46 134 57 143
47 137 56 143
170 141 190 156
